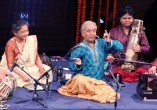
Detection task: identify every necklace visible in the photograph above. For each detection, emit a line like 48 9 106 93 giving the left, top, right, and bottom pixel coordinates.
14 39 26 55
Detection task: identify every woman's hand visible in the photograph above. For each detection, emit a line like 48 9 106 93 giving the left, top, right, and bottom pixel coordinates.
39 68 45 75
0 70 7 80
8 74 14 78
73 58 82 66
22 74 31 82
148 66 157 74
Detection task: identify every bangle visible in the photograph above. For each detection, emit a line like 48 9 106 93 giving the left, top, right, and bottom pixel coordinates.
6 70 12 75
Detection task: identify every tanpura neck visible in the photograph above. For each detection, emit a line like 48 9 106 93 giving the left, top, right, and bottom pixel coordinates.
122 26 130 35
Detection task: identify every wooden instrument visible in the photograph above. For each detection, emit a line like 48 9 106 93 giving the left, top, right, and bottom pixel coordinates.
122 19 144 71
0 78 16 109
137 73 157 100
0 78 16 101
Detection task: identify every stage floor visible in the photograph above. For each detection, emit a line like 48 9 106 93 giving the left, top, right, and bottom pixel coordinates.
4 60 157 110
6 81 157 110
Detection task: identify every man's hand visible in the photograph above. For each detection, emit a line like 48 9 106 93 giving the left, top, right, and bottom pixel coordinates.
133 44 141 53
106 54 115 62
148 66 157 74
103 30 111 42
73 58 82 66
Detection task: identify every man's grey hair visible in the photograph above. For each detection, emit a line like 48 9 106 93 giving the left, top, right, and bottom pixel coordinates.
80 21 97 33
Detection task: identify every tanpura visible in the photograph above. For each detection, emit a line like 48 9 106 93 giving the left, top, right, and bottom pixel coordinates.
121 19 144 71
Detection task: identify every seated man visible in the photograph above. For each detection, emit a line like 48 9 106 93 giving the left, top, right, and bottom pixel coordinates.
106 6 150 84
58 20 123 103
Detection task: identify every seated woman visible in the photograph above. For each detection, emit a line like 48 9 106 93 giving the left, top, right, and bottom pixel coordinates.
0 20 53 90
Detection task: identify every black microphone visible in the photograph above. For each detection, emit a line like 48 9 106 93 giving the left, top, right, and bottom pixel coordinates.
37 69 51 81
7 59 19 75
71 44 84 51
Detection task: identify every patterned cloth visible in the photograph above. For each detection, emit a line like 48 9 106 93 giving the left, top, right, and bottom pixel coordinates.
69 38 123 80
109 25 151 82
58 74 120 103
0 35 52 89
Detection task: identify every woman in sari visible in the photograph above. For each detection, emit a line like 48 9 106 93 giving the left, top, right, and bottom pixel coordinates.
0 20 52 90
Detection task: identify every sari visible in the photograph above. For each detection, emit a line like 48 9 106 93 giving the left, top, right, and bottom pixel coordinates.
0 35 53 89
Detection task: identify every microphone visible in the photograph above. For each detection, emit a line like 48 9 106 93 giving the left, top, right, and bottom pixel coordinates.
71 44 84 51
96 36 101 39
37 69 51 81
7 59 19 75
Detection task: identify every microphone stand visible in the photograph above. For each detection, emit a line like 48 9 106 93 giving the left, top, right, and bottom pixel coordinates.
45 72 50 91
61 44 83 61
108 61 122 110
52 44 83 76
48 49 71 98
52 46 74 82
49 45 83 99
15 65 48 108
37 69 51 91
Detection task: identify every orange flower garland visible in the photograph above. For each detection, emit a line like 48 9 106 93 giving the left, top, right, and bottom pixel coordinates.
75 0 118 44
97 0 102 36
112 0 117 28
90 0 94 20
80 0 86 42
104 0 110 30
75 0 82 44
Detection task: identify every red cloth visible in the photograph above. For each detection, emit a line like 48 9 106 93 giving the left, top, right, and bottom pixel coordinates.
113 67 147 82
152 58 157 67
